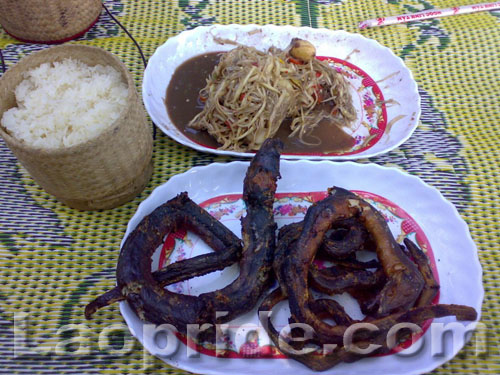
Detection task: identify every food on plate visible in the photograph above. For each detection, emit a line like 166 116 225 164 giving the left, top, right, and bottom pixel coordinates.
86 138 282 332
284 187 427 320
403 237 440 307
260 288 475 370
84 224 242 319
1 58 128 148
85 137 477 371
288 38 316 63
260 187 477 370
309 263 386 295
185 38 356 152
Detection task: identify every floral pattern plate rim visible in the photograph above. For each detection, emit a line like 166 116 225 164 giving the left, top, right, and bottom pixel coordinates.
120 160 482 375
142 24 421 160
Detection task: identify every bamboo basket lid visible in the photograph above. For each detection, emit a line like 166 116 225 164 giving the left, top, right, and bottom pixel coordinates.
0 0 102 44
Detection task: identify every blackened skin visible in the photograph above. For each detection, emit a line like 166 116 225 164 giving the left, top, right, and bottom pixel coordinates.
274 218 386 319
85 193 243 320
320 217 370 259
259 288 476 371
273 222 302 295
261 188 476 370
84 244 241 319
352 238 440 318
281 187 427 344
262 225 476 371
349 284 386 316
310 298 354 326
309 264 386 295
259 187 477 371
275 222 384 297
404 238 440 307
88 138 283 332
259 288 360 371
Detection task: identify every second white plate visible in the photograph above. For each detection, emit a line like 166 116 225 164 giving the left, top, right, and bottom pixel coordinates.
120 160 482 375
143 24 421 159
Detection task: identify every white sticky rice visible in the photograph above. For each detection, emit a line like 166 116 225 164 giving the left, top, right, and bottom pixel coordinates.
1 58 128 148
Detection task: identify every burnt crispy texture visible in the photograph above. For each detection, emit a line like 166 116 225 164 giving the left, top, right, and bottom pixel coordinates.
275 221 382 292
85 192 242 320
261 188 477 370
273 222 302 296
85 138 283 332
320 217 370 259
199 137 282 320
404 237 440 307
259 288 358 371
259 288 476 371
84 246 241 319
281 187 426 344
86 138 477 371
309 265 386 295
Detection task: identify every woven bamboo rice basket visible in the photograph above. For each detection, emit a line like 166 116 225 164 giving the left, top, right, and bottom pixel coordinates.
0 0 102 43
0 45 153 210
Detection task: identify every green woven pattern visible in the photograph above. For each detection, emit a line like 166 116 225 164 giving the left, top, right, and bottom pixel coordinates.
0 0 498 374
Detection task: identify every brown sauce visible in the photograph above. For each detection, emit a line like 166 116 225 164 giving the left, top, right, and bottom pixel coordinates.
165 52 355 154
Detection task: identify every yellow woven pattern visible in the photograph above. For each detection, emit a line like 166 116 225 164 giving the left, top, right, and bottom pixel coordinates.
0 1 498 374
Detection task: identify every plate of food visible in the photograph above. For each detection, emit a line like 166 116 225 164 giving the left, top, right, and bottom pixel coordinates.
143 24 420 159
85 140 482 375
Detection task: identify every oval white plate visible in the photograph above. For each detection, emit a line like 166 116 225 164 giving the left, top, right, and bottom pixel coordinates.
120 161 483 375
143 24 420 159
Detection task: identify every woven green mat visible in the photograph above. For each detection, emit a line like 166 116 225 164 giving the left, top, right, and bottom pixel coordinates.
0 1 498 374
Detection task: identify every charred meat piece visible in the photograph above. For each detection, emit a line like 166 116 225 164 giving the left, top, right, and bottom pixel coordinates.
404 237 440 307
280 187 425 344
259 286 476 371
85 138 283 333
273 222 302 296
198 137 282 323
309 264 386 295
259 288 359 371
85 192 243 320
86 135 477 372
264 186 476 370
320 217 371 259
85 246 241 319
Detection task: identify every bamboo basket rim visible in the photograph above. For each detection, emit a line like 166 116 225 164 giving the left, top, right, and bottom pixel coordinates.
1 16 100 45
0 44 139 156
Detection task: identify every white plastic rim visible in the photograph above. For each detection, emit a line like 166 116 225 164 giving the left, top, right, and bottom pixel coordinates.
143 24 421 160
120 160 483 375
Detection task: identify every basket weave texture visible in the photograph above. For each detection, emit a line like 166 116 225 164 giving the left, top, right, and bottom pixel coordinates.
0 44 153 210
0 0 102 43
